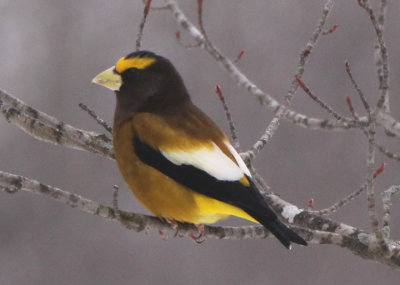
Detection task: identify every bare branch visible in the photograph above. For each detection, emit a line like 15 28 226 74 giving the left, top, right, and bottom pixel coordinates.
112 185 121 221
79 103 113 134
233 50 245 63
164 1 400 137
2 169 400 269
215 85 240 149
175 30 201 48
376 144 400 162
316 185 365 216
312 163 385 216
346 95 400 163
0 89 113 159
163 1 400 140
359 0 389 110
136 0 152 51
346 95 357 117
322 24 338 35
345 61 370 113
0 170 292 241
381 185 400 239
241 0 334 161
296 76 351 122
197 0 209 44
376 112 400 137
2 0 400 273
141 0 168 10
163 0 357 132
241 116 280 161
365 118 388 250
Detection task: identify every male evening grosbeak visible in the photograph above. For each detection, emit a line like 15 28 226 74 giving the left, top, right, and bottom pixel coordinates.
92 50 307 249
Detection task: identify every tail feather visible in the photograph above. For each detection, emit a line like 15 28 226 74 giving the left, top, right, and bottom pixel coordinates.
246 205 307 249
262 218 307 249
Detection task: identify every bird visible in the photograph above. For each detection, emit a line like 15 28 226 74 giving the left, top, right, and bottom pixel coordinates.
92 50 307 249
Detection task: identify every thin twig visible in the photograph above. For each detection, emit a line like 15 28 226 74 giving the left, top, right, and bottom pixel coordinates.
296 76 350 122
346 95 357 117
307 198 314 211
197 0 210 44
164 0 400 136
378 0 387 28
241 0 335 161
175 30 201 49
365 118 387 249
241 117 280 161
345 61 370 113
136 0 152 51
112 185 120 221
344 12 389 248
322 24 338 35
79 103 112 134
376 0 388 111
141 0 168 10
215 85 239 149
359 0 389 111
233 50 245 63
163 0 363 133
376 144 400 162
346 95 399 163
315 186 365 216
312 163 385 216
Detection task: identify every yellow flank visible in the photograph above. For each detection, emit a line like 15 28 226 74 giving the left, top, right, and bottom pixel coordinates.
113 118 258 225
193 194 257 223
115 56 156 73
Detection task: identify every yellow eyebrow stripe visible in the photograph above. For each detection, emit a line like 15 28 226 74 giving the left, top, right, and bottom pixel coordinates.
115 56 156 73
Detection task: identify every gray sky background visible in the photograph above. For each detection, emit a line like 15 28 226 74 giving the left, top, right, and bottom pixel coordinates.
1 1 400 284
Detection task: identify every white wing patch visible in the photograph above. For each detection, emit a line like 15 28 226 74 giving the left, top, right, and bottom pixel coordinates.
160 142 246 181
224 142 252 177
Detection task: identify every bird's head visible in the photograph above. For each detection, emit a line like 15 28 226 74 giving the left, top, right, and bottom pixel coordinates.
92 50 189 114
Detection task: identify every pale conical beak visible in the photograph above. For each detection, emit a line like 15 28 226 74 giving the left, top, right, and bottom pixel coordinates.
91 66 122 91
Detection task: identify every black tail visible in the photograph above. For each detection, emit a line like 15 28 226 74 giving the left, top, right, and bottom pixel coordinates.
259 216 307 249
246 203 307 249
238 179 307 249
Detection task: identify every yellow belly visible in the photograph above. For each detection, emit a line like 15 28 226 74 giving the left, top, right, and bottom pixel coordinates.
113 120 256 224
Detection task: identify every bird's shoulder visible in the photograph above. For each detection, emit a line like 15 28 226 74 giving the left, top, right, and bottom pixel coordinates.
128 101 250 178
132 102 226 150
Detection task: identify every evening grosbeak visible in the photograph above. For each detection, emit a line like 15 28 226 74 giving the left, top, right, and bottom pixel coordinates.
92 50 307 249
